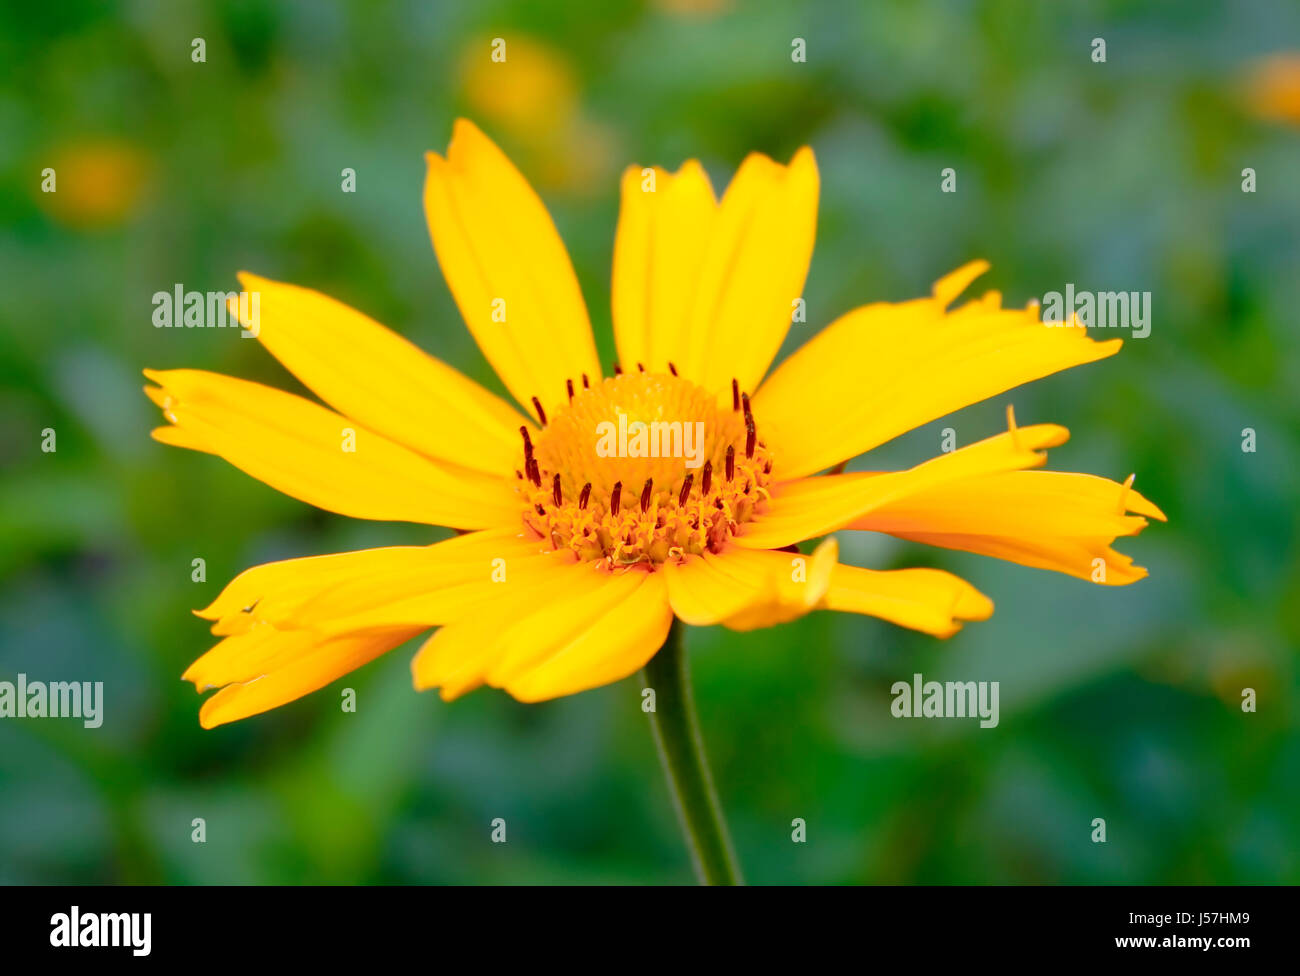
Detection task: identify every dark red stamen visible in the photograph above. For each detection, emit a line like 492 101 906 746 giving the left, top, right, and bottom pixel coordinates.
579 482 591 510
527 457 541 486
725 445 735 481
535 504 546 516
531 397 547 426
552 474 562 507
731 378 740 412
519 426 533 462
742 392 757 459
566 379 574 402
668 361 678 376
637 362 645 372
582 373 590 389
701 461 712 495
640 478 653 513
610 481 623 516
678 474 693 507
614 364 623 376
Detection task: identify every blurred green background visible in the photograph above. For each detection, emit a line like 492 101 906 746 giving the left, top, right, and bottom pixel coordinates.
2 0 1298 884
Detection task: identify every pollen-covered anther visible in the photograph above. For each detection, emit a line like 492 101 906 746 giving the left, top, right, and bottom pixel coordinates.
516 369 774 568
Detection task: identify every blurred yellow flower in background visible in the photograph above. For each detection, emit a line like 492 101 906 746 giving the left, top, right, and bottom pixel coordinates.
1243 52 1300 124
460 36 578 140
458 35 614 192
38 138 148 227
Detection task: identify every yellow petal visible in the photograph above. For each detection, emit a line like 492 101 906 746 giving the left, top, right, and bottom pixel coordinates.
304 539 581 637
423 119 602 423
148 420 208 452
197 626 422 729
144 368 518 528
504 569 672 703
709 537 839 631
185 624 314 690
410 614 508 702
485 565 648 686
824 564 994 637
412 565 672 703
194 529 540 637
671 148 819 396
230 273 527 475
186 534 569 726
662 550 764 625
852 470 1166 585
612 160 718 374
416 556 634 696
670 538 991 637
408 556 616 699
753 262 1121 478
734 419 1068 550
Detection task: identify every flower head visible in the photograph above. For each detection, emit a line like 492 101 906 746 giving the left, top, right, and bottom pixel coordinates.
520 369 774 564
146 119 1164 728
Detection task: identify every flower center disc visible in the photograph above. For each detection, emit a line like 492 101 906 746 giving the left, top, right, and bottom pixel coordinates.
516 371 773 567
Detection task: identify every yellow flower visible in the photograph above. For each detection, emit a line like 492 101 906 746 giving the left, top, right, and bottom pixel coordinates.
41 139 148 228
458 35 614 193
460 36 578 142
145 119 1164 729
1243 52 1300 124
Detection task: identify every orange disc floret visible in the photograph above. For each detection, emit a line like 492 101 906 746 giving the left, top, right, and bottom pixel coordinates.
516 369 773 566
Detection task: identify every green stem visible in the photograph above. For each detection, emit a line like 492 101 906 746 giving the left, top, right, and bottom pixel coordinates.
643 619 743 885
